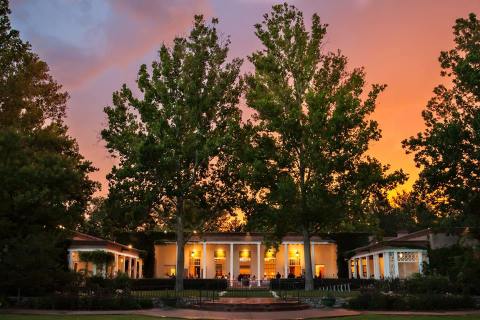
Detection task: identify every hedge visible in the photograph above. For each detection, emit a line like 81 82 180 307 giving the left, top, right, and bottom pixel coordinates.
16 294 153 310
348 291 475 310
269 278 377 290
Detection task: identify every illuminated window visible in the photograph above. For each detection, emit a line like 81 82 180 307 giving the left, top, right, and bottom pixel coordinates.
189 249 201 278
264 249 276 278
214 248 226 277
362 257 367 278
315 264 325 278
239 249 251 275
350 260 355 275
288 250 301 277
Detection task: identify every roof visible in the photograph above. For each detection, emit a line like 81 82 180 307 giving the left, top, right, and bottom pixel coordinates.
348 229 431 256
69 231 144 255
155 232 335 244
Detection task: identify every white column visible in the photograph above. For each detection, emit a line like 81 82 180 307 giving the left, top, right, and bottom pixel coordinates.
348 259 352 278
133 258 137 279
229 243 234 281
284 243 288 278
366 256 370 278
373 254 380 279
383 252 390 278
311 243 315 277
202 242 207 279
92 263 97 276
393 251 399 278
358 257 363 278
114 254 119 276
257 242 261 286
353 259 357 278
418 251 423 274
175 243 178 276
139 260 143 278
67 251 74 270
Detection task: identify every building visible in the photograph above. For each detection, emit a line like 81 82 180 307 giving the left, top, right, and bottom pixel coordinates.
154 233 338 284
347 228 475 280
68 231 144 278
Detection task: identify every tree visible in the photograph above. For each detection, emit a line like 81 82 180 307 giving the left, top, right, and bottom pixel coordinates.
242 3 405 289
403 13 480 229
0 0 98 296
102 16 243 290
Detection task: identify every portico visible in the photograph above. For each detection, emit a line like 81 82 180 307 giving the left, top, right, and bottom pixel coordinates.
68 231 144 278
154 233 338 284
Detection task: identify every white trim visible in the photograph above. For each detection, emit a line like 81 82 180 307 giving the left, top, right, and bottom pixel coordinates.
202 242 207 279
229 243 234 280
161 240 331 245
350 248 427 260
68 248 140 259
284 243 288 277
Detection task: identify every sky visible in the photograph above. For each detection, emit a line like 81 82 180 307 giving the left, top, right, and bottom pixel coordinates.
9 0 480 196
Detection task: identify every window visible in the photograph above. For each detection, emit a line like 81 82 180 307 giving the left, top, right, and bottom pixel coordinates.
239 249 251 276
361 257 367 278
264 249 276 279
350 260 355 276
315 264 325 278
288 250 301 277
214 248 226 278
189 250 201 278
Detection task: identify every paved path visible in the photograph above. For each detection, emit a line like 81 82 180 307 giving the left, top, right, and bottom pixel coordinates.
4 308 480 319
3 308 361 319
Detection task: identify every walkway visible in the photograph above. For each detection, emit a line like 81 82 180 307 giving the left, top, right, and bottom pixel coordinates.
4 308 361 319
5 308 480 319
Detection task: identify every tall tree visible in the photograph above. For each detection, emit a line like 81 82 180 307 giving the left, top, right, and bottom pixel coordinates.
242 3 405 289
102 16 243 290
0 0 98 296
403 13 480 229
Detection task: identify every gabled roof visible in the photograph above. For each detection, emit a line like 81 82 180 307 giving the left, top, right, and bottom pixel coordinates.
69 231 144 255
348 229 431 256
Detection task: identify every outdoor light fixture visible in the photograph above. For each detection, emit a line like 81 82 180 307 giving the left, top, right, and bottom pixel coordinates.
399 253 403 258
295 250 299 257
128 244 132 249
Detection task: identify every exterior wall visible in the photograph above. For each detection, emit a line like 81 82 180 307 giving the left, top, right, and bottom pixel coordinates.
154 240 338 280
312 243 338 278
154 243 176 278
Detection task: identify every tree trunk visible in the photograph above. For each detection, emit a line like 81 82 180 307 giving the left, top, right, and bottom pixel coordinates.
175 201 185 291
302 227 314 290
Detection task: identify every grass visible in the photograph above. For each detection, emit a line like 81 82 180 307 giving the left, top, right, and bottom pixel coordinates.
320 316 480 320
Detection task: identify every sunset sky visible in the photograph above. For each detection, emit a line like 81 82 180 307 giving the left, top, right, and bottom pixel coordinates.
9 0 480 196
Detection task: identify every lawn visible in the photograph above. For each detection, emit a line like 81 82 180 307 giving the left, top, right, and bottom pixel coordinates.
321 316 480 320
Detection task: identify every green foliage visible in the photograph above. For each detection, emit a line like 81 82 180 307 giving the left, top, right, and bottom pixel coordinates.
403 13 480 228
101 15 243 289
426 245 480 295
79 251 115 266
240 3 405 289
0 0 98 296
348 291 475 310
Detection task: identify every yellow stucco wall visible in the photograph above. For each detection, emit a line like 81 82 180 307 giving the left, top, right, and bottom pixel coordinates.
154 242 338 279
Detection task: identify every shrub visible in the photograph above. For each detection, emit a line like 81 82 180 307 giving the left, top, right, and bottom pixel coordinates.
348 291 475 310
404 274 452 294
20 294 152 310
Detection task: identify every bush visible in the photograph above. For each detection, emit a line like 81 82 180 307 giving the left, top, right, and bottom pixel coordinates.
348 291 475 310
404 274 452 294
19 294 152 310
131 278 227 290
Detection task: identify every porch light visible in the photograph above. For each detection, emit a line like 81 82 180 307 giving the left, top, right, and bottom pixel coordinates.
191 250 196 257
128 244 133 249
193 230 197 234
399 253 403 258
295 250 299 257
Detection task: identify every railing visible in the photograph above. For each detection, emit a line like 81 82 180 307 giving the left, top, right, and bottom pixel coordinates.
227 279 271 288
